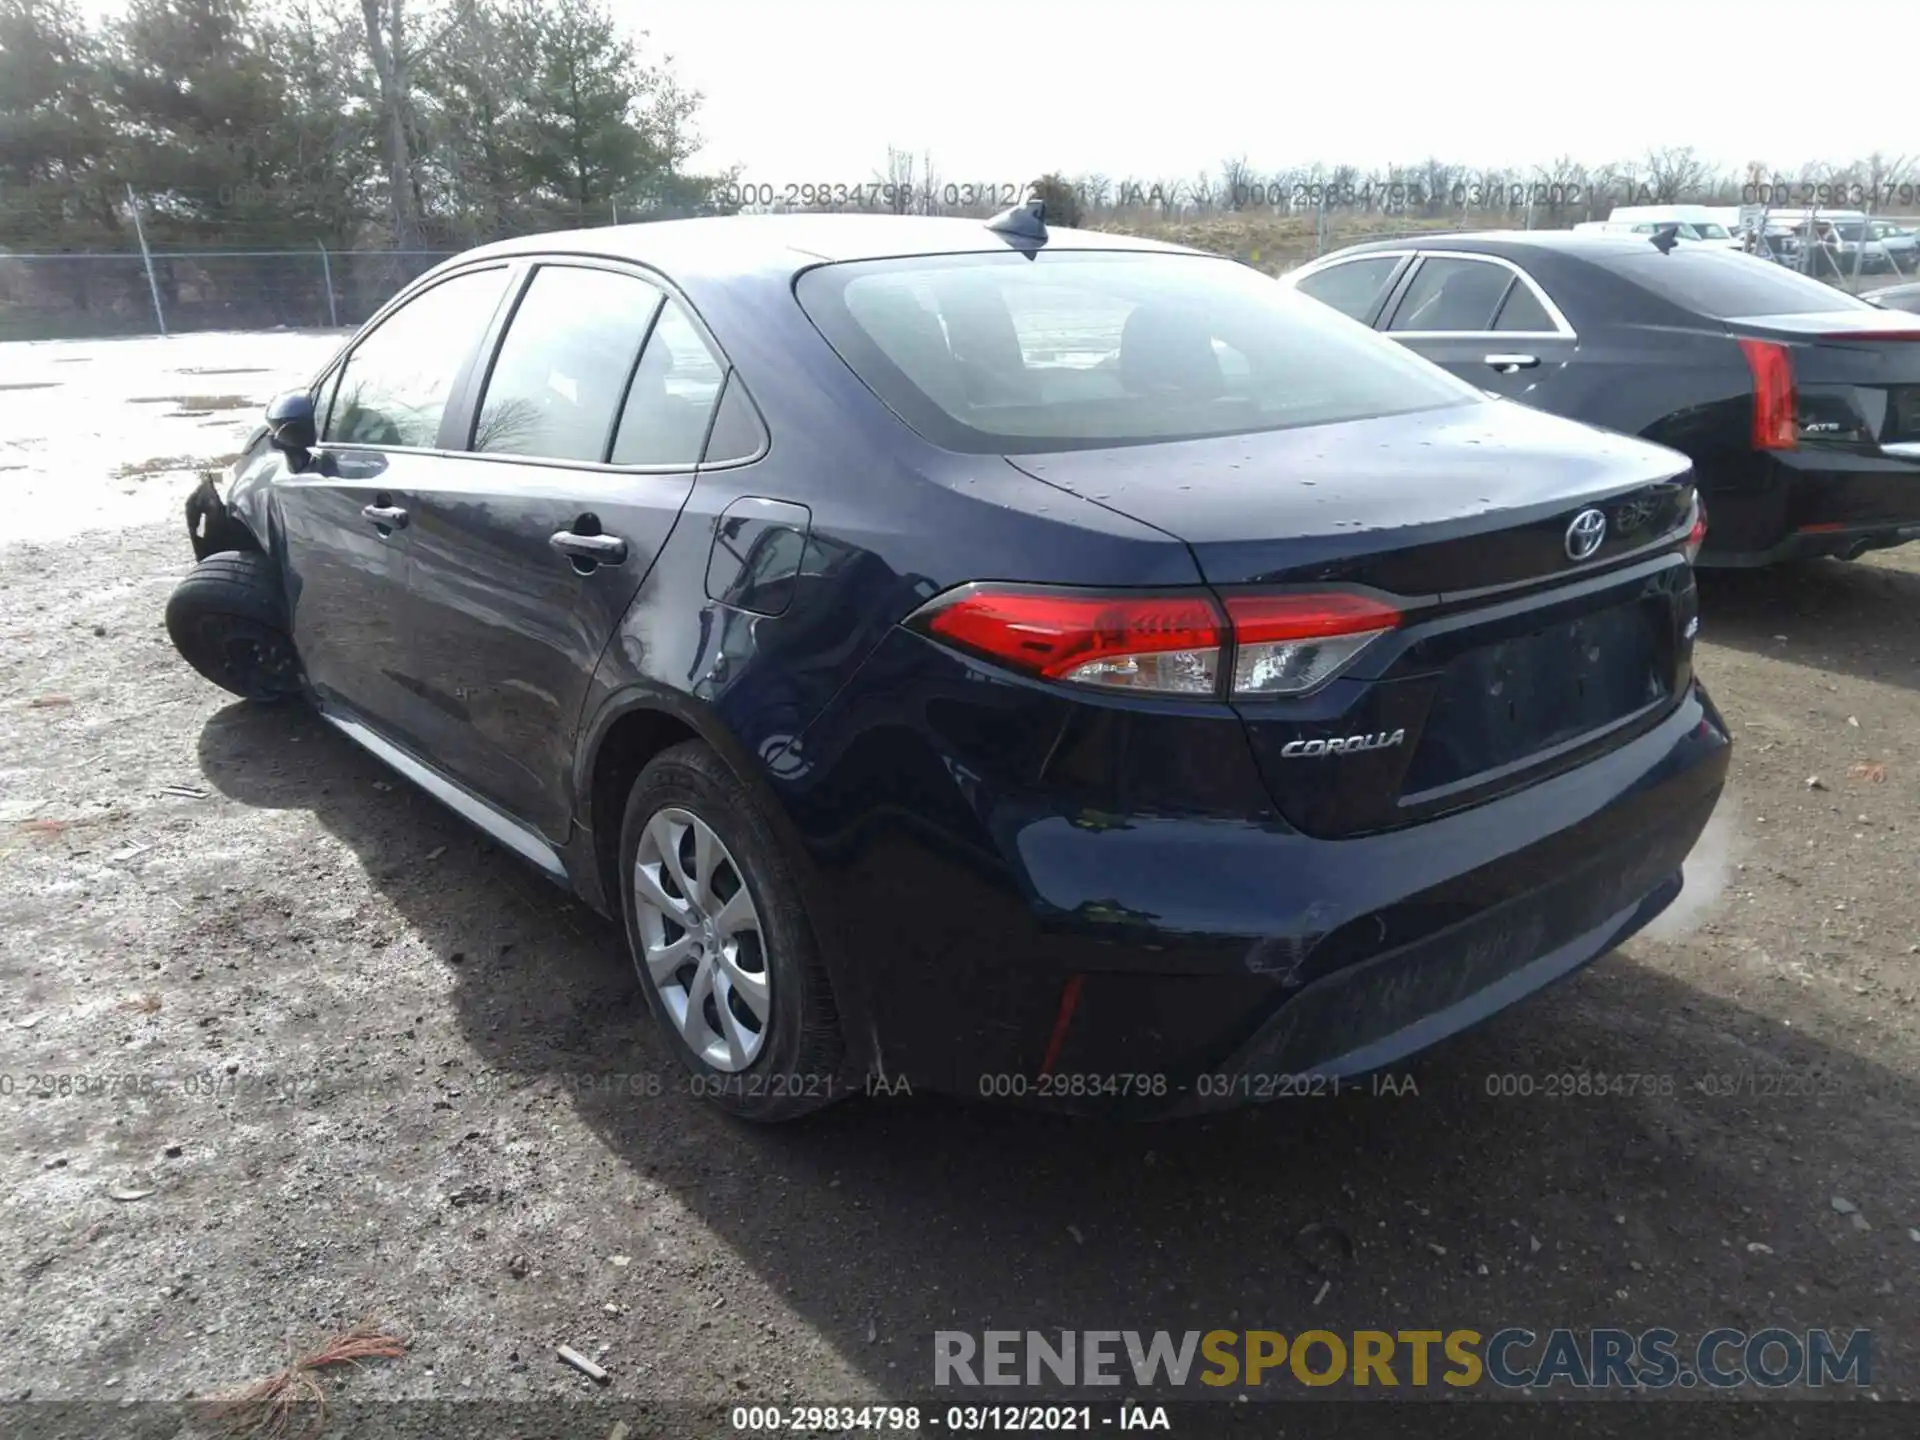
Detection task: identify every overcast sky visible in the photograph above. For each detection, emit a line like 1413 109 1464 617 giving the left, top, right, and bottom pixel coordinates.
641 0 1908 183
70 0 1911 183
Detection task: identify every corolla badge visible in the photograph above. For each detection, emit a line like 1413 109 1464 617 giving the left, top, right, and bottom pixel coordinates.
1280 729 1406 758
1565 507 1608 561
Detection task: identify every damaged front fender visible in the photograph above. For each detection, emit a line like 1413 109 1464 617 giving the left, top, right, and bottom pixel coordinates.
185 429 275 560
185 470 259 560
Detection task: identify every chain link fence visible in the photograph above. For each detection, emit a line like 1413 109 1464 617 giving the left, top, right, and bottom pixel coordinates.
0 247 459 342
5 207 1912 343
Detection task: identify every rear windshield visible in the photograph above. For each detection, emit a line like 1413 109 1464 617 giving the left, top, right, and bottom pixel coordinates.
1595 247 1878 320
793 250 1483 454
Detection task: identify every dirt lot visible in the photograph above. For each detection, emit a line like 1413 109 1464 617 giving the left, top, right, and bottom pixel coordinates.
2 333 1918 1433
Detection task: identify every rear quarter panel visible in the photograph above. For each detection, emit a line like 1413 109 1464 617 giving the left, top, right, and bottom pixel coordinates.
569 263 1203 904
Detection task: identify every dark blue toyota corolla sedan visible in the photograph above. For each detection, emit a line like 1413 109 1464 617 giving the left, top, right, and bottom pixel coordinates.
167 206 1731 1120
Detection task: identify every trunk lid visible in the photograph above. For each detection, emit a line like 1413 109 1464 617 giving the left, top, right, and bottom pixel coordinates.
1006 402 1700 837
1006 400 1694 590
1728 309 1920 340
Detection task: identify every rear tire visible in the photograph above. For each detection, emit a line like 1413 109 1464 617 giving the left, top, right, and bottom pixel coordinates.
165 550 303 703
618 740 845 1122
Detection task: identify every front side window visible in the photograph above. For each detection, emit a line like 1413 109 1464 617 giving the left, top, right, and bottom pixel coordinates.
472 266 664 462
1291 255 1403 321
326 268 508 448
794 250 1481 455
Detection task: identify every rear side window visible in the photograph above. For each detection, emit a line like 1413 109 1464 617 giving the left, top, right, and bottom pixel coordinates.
1598 248 1878 319
326 268 508 447
1494 282 1554 332
472 265 664 462
794 251 1482 454
1387 257 1514 332
612 298 726 466
702 371 769 463
1292 256 1402 321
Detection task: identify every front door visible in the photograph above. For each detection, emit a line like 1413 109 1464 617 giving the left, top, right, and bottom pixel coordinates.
399 262 732 839
275 264 513 738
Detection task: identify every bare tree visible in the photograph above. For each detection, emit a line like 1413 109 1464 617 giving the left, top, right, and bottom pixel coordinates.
1644 145 1715 203
1863 151 1915 210
875 145 914 215
1536 154 1586 223
1328 161 1359 198
916 149 941 216
357 0 472 247
1219 154 1255 212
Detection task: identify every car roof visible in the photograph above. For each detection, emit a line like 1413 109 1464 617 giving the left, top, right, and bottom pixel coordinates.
1314 229 1708 263
453 213 1202 283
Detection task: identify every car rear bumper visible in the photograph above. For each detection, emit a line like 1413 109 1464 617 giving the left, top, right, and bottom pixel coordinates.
1697 449 1920 565
1152 812 1692 1117
784 654 1731 1113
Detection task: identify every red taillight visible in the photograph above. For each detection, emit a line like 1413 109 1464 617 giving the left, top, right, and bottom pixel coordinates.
1223 592 1401 696
918 586 1224 695
911 585 1401 698
1222 592 1403 643
1683 495 1708 563
1739 337 1797 451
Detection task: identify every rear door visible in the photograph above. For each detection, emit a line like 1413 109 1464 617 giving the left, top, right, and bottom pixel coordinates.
398 260 730 838
277 264 513 735
1377 252 1579 400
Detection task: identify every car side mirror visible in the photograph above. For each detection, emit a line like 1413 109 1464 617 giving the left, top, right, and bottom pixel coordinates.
265 391 317 469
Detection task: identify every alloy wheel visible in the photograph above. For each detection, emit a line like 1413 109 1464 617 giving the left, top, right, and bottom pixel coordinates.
632 806 770 1072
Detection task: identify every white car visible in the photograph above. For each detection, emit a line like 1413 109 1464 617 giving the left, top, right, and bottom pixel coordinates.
1595 207 1744 251
1573 218 1739 250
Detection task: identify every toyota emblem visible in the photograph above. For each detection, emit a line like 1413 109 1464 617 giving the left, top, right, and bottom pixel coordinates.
1565 508 1608 561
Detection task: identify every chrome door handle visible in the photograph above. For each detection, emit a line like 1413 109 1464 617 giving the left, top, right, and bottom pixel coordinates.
1484 353 1539 373
361 503 409 530
550 530 629 566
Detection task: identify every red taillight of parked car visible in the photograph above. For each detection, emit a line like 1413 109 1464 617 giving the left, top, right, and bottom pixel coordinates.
1683 495 1708 564
911 585 1400 699
1738 338 1798 450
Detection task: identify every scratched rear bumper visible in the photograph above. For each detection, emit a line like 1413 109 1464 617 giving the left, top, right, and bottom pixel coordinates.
1151 801 1707 1117
1007 692 1726 1118
812 671 1729 1112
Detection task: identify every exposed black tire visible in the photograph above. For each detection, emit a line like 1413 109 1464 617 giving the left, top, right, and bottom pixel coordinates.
618 739 845 1122
164 550 303 703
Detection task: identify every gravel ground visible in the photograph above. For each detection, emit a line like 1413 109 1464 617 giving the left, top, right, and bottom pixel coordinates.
1 333 1917 1433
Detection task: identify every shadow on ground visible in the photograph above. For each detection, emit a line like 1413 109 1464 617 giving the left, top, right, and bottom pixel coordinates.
194 701 1917 1404
1696 557 1920 695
